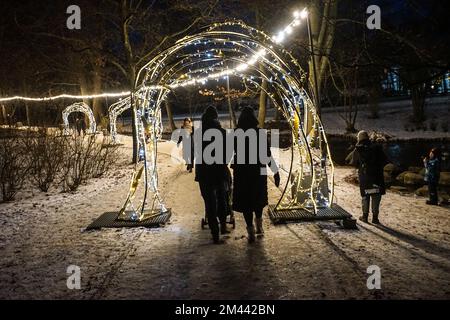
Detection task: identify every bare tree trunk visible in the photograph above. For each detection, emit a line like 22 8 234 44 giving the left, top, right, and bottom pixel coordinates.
78 73 91 130
164 99 177 132
226 76 237 128
188 93 193 116
92 63 105 124
368 86 380 119
25 104 31 127
121 0 138 163
411 84 426 123
258 77 268 128
308 0 338 116
1 104 7 125
22 82 31 127
255 9 267 128
78 73 90 105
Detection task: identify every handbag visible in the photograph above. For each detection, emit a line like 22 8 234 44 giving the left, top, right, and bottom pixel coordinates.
365 184 380 195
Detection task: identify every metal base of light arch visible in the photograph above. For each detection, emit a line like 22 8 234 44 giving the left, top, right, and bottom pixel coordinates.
268 204 354 226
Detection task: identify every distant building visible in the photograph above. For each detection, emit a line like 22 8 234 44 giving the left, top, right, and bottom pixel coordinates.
381 67 449 96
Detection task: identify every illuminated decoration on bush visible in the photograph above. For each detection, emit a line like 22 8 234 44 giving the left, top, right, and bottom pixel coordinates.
62 102 97 135
118 9 335 222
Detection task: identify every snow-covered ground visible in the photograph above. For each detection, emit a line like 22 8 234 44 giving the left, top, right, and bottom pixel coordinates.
163 102 450 140
317 104 449 140
0 135 449 299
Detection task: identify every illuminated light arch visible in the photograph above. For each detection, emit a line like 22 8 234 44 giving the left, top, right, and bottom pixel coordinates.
108 96 163 144
62 102 97 134
108 97 131 143
118 20 335 222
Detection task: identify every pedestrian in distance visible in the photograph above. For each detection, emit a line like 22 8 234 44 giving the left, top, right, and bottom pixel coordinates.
423 147 441 206
177 117 194 173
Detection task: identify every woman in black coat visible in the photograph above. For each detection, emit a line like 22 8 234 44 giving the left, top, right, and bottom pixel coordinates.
195 106 230 244
232 107 280 243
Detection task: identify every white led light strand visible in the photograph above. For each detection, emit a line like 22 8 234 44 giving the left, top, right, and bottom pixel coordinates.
0 85 165 103
0 91 132 103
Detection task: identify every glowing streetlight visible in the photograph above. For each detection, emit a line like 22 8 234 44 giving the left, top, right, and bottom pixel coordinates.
300 9 308 19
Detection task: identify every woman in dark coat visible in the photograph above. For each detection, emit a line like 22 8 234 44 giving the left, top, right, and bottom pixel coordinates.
195 106 230 244
347 130 388 224
232 107 280 243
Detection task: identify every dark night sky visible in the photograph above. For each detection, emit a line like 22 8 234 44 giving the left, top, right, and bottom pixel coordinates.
0 0 448 96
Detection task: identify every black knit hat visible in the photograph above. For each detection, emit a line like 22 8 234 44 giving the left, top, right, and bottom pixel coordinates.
237 106 259 129
201 105 218 123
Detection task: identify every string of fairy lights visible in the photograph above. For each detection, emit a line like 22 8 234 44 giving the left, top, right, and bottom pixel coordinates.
0 9 308 103
0 91 133 103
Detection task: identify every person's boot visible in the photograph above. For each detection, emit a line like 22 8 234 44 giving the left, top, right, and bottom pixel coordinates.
220 222 230 234
372 213 380 224
359 214 368 223
247 226 256 243
212 233 224 244
255 218 264 235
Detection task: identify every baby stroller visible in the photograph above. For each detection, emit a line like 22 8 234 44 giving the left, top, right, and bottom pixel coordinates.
201 168 236 229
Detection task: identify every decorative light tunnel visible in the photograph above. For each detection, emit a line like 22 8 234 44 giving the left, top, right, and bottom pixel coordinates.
117 20 335 222
62 102 97 135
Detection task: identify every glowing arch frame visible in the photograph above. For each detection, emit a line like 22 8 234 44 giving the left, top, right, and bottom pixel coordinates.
62 102 96 134
118 20 335 221
108 96 163 144
108 97 131 143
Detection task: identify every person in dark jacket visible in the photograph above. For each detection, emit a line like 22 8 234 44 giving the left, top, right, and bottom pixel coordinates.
232 107 280 243
177 117 194 172
423 148 441 205
347 130 388 224
195 106 230 244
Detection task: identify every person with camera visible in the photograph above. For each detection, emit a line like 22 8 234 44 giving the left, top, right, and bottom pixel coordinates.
347 131 388 224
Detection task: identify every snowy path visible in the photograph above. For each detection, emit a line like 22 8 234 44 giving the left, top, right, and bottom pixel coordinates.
98 167 369 299
0 138 449 299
